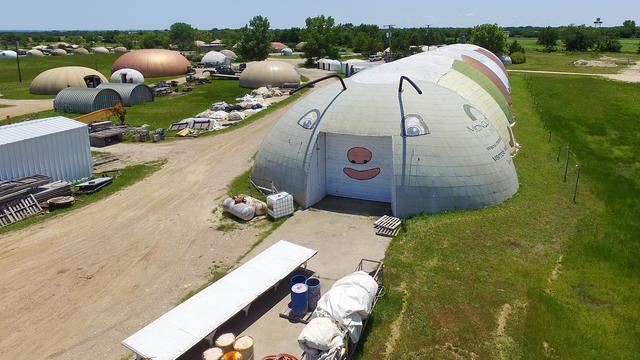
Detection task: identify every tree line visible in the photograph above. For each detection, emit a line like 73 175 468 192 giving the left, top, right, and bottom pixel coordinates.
1 18 638 58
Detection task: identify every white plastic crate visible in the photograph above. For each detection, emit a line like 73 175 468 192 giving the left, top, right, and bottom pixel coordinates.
267 191 294 219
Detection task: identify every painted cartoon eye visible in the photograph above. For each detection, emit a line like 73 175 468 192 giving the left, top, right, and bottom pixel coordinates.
463 104 486 122
404 114 429 137
297 109 320 129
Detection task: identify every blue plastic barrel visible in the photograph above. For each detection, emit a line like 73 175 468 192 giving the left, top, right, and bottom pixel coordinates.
290 274 307 287
305 277 321 310
290 283 308 316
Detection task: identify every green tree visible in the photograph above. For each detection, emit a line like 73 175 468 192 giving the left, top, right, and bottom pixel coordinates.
169 22 195 50
141 32 167 49
302 15 339 65
537 26 559 52
236 15 271 61
470 24 507 55
508 40 525 54
621 20 637 38
562 25 596 51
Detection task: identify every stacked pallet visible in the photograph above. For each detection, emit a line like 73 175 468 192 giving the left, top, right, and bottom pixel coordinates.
0 175 52 203
0 194 43 227
32 181 73 204
374 215 402 237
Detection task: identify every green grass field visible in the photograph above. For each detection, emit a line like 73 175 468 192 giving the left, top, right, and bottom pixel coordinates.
359 74 639 359
507 50 639 74
510 37 640 54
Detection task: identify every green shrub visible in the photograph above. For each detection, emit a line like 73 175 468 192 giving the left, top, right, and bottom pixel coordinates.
511 52 526 64
508 40 525 54
595 38 622 52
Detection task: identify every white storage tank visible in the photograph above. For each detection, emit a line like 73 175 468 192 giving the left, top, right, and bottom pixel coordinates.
267 192 294 219
0 117 93 181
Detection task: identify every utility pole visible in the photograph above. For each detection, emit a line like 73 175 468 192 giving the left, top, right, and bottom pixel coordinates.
383 24 395 61
15 40 22 83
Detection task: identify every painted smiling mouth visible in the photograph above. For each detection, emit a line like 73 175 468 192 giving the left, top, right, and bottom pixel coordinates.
343 167 381 180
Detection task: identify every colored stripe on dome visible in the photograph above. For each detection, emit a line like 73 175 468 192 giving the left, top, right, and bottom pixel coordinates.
452 60 512 122
461 55 511 105
475 48 508 76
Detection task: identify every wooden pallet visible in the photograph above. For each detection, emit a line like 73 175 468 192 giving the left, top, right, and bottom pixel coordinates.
374 215 402 237
0 195 43 227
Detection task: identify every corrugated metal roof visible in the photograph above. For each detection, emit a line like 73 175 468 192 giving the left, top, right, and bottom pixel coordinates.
54 88 122 114
0 116 87 146
97 83 154 106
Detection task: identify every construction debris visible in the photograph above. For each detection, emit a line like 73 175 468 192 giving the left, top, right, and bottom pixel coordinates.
75 177 113 194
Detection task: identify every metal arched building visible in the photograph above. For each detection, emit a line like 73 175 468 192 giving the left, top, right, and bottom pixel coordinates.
252 45 519 218
97 83 154 106
54 88 122 114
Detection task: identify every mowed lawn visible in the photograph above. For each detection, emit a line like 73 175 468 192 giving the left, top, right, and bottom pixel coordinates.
6 79 248 129
510 36 640 54
359 74 639 359
507 50 640 74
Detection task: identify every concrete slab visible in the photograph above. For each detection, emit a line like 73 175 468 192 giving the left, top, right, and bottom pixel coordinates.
179 197 391 359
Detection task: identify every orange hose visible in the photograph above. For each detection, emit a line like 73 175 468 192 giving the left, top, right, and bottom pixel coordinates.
261 354 299 360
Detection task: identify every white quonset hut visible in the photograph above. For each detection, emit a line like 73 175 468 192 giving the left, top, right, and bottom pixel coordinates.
0 117 93 181
253 46 519 218
111 68 145 84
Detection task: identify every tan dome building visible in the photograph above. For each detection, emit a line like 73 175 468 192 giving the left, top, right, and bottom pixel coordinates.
74 48 90 55
51 48 67 56
239 61 300 89
26 49 44 57
114 46 128 53
111 49 191 77
295 42 306 51
30 66 108 95
93 47 109 54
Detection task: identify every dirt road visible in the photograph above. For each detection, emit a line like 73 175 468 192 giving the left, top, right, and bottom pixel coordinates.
0 98 53 119
0 100 296 359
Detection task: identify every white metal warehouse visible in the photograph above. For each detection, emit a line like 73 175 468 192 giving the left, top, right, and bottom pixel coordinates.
0 117 93 181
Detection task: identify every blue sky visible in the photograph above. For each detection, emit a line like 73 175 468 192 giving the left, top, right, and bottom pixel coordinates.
2 0 637 30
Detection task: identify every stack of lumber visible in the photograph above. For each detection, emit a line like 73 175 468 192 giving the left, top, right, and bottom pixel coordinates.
32 181 73 204
0 175 52 204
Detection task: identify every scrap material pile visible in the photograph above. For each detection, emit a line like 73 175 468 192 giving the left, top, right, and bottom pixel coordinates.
169 86 286 135
298 272 379 360
0 175 72 227
222 194 268 221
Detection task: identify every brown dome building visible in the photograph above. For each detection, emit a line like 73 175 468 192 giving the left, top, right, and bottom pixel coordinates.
30 66 108 95
111 49 191 77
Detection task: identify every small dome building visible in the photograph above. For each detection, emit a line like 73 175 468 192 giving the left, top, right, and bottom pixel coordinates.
111 49 191 77
281 47 294 56
114 46 128 53
239 61 300 89
270 42 287 52
51 48 67 56
295 42 306 51
30 66 108 95
26 49 44 57
252 45 519 218
110 68 145 84
93 47 110 54
201 51 228 65
74 48 90 55
220 49 238 61
0 50 17 59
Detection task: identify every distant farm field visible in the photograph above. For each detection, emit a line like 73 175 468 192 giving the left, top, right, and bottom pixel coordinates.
360 74 640 359
506 50 639 74
510 37 640 54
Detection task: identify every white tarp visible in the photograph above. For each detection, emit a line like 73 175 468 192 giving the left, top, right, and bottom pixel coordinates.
299 271 378 359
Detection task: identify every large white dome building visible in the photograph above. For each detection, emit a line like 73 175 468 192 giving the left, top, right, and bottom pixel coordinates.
252 45 518 218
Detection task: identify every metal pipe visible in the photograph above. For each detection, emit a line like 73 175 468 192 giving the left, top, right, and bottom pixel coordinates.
15 40 22 83
573 165 581 203
398 76 423 138
289 74 346 95
563 147 570 182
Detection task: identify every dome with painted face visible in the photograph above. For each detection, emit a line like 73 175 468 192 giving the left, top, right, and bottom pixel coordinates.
253 45 518 218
